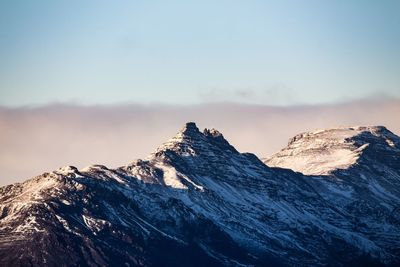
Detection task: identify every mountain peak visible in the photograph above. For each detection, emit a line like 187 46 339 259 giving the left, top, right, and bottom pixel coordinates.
150 122 238 160
181 122 199 134
174 122 202 139
287 126 387 145
265 125 400 175
148 122 203 159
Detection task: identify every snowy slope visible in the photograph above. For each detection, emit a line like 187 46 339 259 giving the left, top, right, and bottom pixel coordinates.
1 123 399 266
264 126 399 175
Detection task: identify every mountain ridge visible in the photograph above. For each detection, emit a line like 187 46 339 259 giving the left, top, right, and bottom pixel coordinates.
1 123 399 266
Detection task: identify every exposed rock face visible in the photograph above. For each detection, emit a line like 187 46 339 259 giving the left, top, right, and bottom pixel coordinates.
1 123 399 266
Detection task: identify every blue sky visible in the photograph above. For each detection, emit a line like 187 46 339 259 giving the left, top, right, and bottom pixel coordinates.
0 0 399 106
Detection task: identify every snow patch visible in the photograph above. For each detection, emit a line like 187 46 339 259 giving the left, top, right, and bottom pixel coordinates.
82 215 111 233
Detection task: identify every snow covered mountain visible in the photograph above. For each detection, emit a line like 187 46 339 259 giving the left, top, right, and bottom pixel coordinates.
1 123 399 266
264 126 400 175
264 125 400 264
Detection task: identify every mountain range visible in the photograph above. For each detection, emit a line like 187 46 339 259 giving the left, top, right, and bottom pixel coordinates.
1 122 399 267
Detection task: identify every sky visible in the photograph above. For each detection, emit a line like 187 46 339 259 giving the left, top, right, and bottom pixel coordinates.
0 0 399 106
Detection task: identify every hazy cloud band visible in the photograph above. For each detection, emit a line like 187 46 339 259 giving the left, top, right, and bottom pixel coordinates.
1 97 399 185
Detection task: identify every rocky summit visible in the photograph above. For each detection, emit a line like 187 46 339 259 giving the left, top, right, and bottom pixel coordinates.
1 123 400 267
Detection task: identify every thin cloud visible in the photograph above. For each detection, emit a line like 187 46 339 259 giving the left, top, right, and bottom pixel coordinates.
198 88 256 102
0 97 399 185
198 85 297 105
